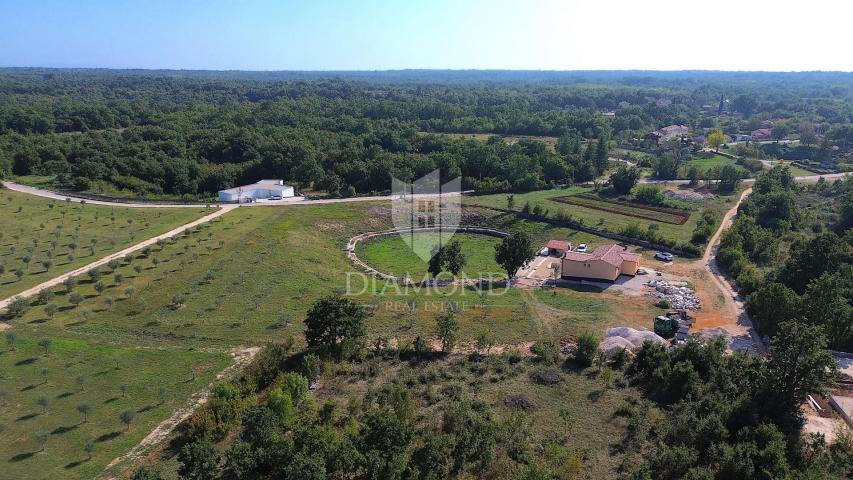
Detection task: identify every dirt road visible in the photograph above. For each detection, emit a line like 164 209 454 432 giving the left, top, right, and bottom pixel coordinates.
689 187 765 353
0 204 237 310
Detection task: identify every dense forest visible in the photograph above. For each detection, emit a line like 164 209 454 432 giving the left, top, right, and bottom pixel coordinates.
1 69 852 199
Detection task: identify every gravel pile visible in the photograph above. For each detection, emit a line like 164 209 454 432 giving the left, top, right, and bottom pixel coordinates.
664 189 715 201
646 279 702 311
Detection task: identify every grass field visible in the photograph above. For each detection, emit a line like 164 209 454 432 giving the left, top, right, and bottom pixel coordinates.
465 187 739 245
6 202 661 348
2 199 665 477
357 232 504 279
0 187 212 299
0 335 229 480
684 154 737 172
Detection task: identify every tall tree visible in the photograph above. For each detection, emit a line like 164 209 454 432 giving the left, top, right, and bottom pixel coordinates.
494 231 535 280
304 295 367 359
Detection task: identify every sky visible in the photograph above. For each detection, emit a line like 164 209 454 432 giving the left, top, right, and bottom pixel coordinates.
1 0 851 71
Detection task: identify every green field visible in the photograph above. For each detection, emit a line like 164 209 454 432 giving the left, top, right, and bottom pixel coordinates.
357 232 504 279
0 187 212 299
6 202 658 348
465 187 739 245
2 199 664 477
0 335 228 480
684 153 737 171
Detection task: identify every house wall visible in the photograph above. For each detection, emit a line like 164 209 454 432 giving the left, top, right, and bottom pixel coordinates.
619 258 640 276
561 258 619 281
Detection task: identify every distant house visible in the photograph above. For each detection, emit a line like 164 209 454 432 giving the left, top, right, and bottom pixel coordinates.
645 125 689 144
546 240 571 257
750 128 773 141
218 179 295 203
561 244 641 282
735 134 752 142
761 120 775 129
655 97 672 107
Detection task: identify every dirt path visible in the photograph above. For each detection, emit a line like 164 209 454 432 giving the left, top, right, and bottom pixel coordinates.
686 187 766 353
103 346 260 478
0 205 237 311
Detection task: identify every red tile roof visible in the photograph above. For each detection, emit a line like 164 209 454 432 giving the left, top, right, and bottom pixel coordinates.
546 240 571 251
563 244 638 267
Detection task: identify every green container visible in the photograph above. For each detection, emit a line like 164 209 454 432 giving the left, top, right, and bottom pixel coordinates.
654 315 678 338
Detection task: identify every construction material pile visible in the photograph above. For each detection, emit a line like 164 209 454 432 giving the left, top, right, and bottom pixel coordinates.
646 279 701 311
664 189 715 201
599 327 667 357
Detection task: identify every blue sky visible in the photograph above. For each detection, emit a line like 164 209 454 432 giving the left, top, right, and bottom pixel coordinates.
1 0 851 71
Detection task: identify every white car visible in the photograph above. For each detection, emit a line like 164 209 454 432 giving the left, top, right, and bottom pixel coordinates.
655 252 674 262
575 244 588 253
268 195 282 200
539 247 549 256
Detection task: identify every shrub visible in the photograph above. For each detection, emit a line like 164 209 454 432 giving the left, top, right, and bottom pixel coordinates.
574 332 600 367
504 394 537 411
633 185 665 205
530 367 563 385
655 299 671 309
530 340 560 364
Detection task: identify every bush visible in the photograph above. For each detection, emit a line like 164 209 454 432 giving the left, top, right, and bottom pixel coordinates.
574 332 600 367
530 340 560 364
633 185 665 205
655 299 671 309
530 367 563 385
504 394 537 411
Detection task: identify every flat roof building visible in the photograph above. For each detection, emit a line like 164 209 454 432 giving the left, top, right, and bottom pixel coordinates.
218 180 295 203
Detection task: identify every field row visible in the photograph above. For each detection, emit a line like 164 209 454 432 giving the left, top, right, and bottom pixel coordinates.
550 194 691 225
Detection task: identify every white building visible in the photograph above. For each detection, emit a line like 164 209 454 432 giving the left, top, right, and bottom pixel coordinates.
218 179 295 203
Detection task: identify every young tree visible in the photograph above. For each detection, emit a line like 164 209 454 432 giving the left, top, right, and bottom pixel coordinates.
507 194 515 210
77 402 91 423
120 409 136 431
706 129 726 152
435 311 459 353
34 432 48 452
84 440 95 460
574 332 600 367
37 394 49 414
494 231 535 280
304 295 367 359
38 338 51 355
5 296 29 318
5 331 17 351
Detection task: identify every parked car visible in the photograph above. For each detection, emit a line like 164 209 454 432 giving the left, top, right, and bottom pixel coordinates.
539 247 549 256
575 244 588 253
655 252 674 262
269 195 282 200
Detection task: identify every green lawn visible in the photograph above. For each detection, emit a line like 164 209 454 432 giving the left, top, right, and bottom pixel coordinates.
0 187 212 300
684 154 737 172
465 188 740 245
0 335 229 480
357 232 504 279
